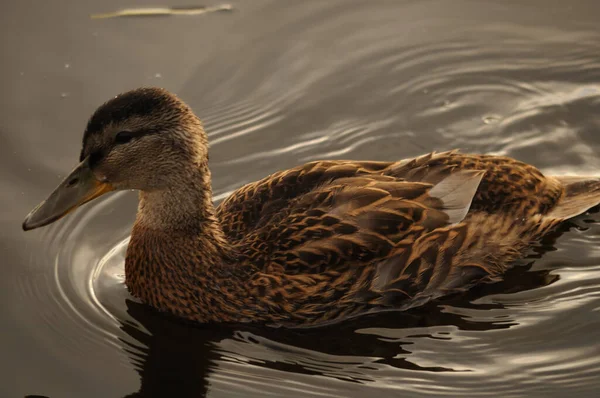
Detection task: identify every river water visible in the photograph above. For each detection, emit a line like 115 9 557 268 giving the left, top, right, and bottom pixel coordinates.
2 1 600 397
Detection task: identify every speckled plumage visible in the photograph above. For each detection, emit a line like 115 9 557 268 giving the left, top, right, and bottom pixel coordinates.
124 142 600 326
26 88 600 327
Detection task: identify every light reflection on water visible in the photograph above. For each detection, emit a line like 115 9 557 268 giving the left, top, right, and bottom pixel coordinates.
4 0 600 397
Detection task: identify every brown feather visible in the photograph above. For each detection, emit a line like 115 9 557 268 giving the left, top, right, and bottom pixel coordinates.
125 150 600 327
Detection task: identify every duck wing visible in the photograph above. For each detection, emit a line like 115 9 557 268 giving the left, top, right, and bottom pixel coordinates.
217 160 393 242
545 176 600 219
240 169 484 276
385 151 600 219
217 152 600 323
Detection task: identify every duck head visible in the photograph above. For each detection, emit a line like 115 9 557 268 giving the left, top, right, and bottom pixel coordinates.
23 87 208 230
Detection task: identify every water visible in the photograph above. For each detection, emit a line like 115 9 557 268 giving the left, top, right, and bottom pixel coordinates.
2 1 600 397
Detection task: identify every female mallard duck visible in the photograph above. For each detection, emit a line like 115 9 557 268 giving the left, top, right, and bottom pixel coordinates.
22 87 600 327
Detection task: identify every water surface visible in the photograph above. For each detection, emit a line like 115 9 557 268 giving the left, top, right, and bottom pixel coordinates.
2 1 600 397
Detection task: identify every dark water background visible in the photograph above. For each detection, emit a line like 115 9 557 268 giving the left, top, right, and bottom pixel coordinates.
3 1 600 397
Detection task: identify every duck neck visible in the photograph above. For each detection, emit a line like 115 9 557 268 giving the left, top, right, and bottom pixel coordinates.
132 160 233 273
136 162 225 236
125 162 248 322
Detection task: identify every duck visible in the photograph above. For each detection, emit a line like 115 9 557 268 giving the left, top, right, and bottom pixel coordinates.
22 87 600 327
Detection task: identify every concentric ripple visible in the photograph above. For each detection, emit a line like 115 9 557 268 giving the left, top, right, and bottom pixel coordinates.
8 0 600 397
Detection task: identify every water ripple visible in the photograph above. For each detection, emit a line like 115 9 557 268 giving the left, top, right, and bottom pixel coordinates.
11 1 600 396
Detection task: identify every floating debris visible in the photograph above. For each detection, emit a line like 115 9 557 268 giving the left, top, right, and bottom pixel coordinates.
482 115 501 125
91 4 233 19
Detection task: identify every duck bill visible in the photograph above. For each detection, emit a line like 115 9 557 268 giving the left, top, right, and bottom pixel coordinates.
22 157 114 231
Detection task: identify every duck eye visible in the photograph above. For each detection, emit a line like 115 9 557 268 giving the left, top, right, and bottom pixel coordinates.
115 131 134 145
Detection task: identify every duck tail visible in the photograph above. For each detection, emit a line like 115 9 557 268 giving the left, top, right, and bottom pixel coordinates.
545 176 600 220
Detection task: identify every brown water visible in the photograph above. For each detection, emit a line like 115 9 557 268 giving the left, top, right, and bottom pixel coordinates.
3 1 600 397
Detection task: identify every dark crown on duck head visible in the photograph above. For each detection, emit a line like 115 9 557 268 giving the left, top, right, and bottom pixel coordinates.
80 87 203 162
